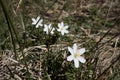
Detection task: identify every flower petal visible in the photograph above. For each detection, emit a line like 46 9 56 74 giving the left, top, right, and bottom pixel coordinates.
64 30 69 33
36 16 40 21
68 47 73 55
61 31 65 35
78 56 86 63
79 48 85 55
67 55 74 61
32 18 36 24
43 25 49 34
51 28 55 34
48 24 52 28
36 24 39 28
58 23 61 28
38 19 43 26
61 22 64 27
74 59 79 68
64 26 68 29
73 43 77 53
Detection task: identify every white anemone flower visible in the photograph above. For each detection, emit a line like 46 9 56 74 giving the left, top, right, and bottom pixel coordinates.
57 22 69 35
43 24 55 35
32 16 43 28
67 43 86 68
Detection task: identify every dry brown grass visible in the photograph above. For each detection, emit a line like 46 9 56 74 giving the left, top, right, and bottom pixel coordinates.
0 0 120 80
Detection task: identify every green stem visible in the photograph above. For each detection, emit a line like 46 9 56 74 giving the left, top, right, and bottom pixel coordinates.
0 0 18 60
0 0 31 79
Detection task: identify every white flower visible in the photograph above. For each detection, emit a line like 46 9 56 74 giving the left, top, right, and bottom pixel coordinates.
32 16 43 28
67 43 86 68
57 22 69 35
43 24 55 35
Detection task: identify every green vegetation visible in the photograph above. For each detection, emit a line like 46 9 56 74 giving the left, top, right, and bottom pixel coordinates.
0 0 120 80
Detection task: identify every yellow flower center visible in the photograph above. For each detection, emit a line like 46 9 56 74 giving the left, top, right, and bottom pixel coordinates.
48 28 51 32
61 27 64 30
74 52 79 58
